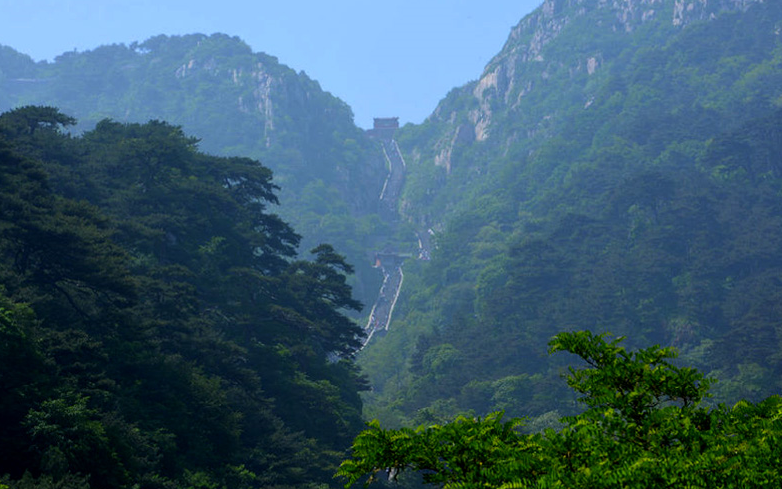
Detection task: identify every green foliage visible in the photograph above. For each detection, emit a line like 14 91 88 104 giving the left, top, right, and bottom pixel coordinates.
548 331 712 413
25 395 129 488
0 107 368 489
341 332 782 488
361 0 782 426
0 34 389 308
1 472 91 489
0 106 75 136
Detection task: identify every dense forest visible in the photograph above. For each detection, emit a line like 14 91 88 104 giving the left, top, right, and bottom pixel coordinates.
0 106 367 489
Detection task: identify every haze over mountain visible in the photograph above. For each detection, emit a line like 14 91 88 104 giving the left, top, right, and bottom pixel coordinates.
0 33 398 308
3 0 782 487
361 0 782 426
0 0 541 128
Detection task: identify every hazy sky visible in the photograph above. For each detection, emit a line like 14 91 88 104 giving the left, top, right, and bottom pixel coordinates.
0 0 542 128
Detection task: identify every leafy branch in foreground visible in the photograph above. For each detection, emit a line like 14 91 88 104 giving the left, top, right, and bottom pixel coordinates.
338 331 782 488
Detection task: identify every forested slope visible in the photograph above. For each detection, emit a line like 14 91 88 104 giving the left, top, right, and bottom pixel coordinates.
5 0 782 461
0 106 367 489
0 34 389 305
360 0 782 426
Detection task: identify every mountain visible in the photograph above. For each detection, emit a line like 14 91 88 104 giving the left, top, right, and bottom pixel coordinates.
3 0 782 448
0 34 390 305
359 0 782 426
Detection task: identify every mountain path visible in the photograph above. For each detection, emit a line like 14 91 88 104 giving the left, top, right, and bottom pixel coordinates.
362 137 428 347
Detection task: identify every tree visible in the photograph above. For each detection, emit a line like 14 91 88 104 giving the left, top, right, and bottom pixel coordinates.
279 244 364 357
0 106 76 137
338 331 782 488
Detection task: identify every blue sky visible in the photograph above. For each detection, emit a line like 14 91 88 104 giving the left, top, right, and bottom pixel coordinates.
0 0 542 128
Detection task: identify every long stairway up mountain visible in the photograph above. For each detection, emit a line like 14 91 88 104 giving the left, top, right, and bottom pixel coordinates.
362 118 417 346
369 118 407 221
378 138 406 218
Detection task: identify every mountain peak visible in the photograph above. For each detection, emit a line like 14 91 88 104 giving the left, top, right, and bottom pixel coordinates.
424 0 766 166
493 0 763 76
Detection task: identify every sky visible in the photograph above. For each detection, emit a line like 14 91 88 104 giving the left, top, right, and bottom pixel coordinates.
0 0 542 129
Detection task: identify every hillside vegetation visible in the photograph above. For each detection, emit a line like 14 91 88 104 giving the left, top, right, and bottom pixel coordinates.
0 34 389 305
4 0 782 486
360 0 782 426
343 332 782 488
0 106 367 489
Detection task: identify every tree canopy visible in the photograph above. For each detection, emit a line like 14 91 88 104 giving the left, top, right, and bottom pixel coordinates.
0 106 367 489
339 331 782 488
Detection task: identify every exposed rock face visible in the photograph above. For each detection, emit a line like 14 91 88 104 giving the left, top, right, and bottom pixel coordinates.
673 0 762 26
434 124 475 173
168 49 305 153
172 55 277 144
417 0 763 176
252 67 275 133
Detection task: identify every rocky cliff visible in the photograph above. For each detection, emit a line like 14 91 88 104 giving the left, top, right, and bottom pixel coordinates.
410 0 766 179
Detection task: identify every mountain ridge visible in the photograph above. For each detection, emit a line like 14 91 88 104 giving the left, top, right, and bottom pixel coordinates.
1 33 391 306
425 0 765 172
360 0 782 426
